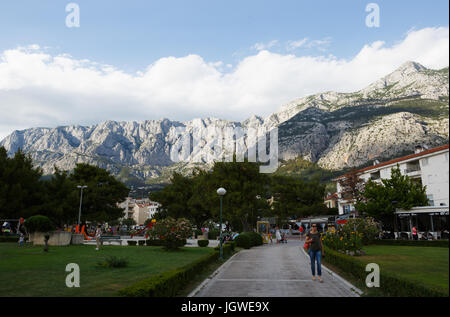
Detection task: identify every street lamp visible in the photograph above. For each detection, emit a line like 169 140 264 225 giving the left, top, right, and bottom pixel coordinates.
77 185 88 225
217 187 226 260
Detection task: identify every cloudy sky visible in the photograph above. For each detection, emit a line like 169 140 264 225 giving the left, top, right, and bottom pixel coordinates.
0 0 449 140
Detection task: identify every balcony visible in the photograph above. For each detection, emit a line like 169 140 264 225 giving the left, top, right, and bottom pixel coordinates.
405 165 421 177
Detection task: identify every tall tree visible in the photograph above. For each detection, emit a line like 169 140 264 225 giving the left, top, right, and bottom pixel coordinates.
69 163 129 222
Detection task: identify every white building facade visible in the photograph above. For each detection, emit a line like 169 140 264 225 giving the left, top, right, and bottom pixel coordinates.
118 198 161 225
336 144 449 215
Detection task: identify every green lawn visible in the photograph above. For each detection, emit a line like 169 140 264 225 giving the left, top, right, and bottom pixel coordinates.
0 243 215 297
356 245 449 295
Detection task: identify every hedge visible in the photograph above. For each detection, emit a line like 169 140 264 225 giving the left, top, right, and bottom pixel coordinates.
197 240 209 247
370 239 449 248
138 240 146 246
0 235 19 243
127 240 137 246
234 232 263 249
118 243 234 297
145 239 186 247
322 246 448 297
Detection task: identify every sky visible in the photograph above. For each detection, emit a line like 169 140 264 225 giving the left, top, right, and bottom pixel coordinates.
0 0 449 140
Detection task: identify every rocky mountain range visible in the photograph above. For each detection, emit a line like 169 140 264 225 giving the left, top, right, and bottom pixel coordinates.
1 61 448 185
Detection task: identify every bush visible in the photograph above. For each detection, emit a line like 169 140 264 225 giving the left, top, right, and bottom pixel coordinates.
147 217 192 250
341 217 381 245
245 231 263 247
138 240 146 246
322 246 447 297
97 256 129 268
234 233 252 249
323 231 363 254
234 232 263 249
127 240 137 246
146 239 164 246
225 240 236 251
118 245 235 297
0 235 19 243
194 229 203 238
197 239 209 247
208 229 220 240
24 215 54 233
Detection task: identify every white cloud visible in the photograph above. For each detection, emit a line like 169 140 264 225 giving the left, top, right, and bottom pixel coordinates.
252 40 279 51
0 27 448 140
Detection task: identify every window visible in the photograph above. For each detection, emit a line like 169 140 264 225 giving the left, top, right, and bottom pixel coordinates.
427 195 434 206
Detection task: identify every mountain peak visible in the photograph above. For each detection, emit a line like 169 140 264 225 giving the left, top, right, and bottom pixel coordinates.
396 61 426 73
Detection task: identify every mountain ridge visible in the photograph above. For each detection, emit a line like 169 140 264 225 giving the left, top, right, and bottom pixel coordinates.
1 61 448 184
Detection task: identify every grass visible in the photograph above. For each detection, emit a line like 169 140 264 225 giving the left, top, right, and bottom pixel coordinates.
0 243 215 297
356 245 449 294
323 245 449 296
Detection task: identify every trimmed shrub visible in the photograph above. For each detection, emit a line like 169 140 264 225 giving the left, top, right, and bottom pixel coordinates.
322 246 447 297
370 239 449 248
97 256 129 268
225 240 236 251
234 233 252 249
245 231 263 247
118 245 234 297
0 235 19 243
138 240 146 246
198 239 209 247
24 215 54 233
127 240 137 246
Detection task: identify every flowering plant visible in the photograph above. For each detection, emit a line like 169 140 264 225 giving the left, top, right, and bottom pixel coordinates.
147 217 192 250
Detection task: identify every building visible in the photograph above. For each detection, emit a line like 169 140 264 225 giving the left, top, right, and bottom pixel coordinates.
118 198 161 225
324 193 338 209
335 144 449 216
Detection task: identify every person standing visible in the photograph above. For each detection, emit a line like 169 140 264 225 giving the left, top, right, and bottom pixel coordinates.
305 224 325 283
95 225 102 251
275 226 282 243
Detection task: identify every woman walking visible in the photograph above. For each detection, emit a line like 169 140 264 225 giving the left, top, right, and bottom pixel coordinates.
305 224 325 282
95 224 102 251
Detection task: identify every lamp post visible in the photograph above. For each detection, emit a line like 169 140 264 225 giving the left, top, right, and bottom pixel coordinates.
217 187 226 260
77 185 88 225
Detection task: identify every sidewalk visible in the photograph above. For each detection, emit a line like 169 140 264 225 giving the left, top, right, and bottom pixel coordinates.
190 239 362 297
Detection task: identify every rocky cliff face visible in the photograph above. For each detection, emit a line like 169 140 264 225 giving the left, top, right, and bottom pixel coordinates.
1 61 448 183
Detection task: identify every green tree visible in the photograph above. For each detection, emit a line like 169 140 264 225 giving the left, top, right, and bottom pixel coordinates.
356 166 429 230
69 163 129 222
270 176 327 225
0 147 46 219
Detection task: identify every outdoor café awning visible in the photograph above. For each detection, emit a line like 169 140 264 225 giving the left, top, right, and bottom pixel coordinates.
395 206 449 217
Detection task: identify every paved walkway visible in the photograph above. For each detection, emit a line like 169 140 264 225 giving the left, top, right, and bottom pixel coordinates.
190 239 362 297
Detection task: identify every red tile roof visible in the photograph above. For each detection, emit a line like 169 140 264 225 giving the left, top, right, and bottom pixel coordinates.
325 193 338 200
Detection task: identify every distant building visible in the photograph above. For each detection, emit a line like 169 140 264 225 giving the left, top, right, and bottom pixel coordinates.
335 144 449 215
324 193 338 209
118 198 161 225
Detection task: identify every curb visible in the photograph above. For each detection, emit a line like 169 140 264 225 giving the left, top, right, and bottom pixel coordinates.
300 247 364 296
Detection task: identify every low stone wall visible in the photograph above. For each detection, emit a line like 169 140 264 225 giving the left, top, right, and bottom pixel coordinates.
71 234 84 245
31 231 72 246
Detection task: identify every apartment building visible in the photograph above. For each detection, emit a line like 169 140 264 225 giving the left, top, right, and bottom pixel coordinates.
118 198 161 225
336 144 449 215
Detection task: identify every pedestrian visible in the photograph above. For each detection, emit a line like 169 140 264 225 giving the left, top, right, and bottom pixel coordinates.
18 232 24 247
275 226 281 243
299 225 304 239
412 226 418 241
305 223 325 283
95 225 102 251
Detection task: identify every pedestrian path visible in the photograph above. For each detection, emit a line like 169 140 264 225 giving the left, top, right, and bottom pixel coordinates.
190 239 362 297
